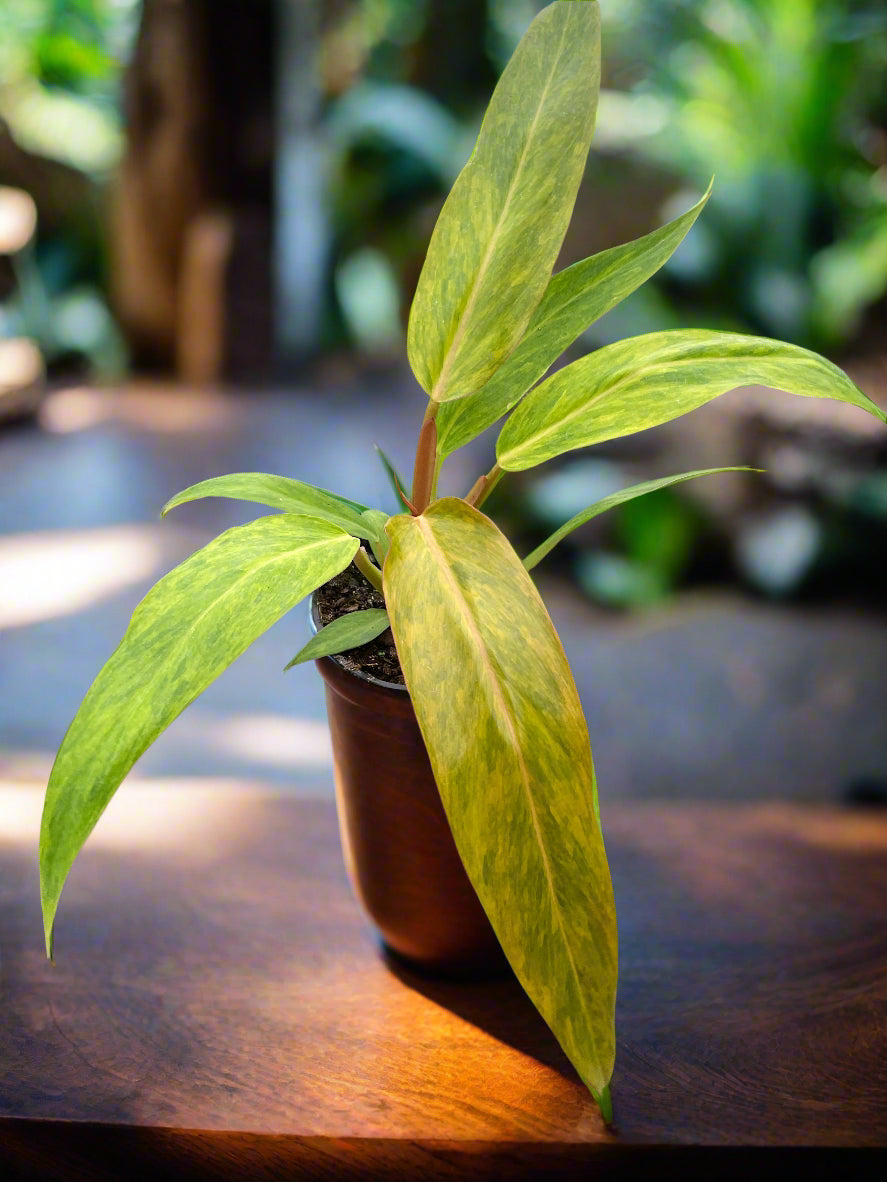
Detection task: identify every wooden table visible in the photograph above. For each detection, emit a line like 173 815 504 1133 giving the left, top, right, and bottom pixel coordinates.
1 784 886 1179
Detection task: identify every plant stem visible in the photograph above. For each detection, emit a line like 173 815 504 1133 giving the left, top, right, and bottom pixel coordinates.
411 407 439 515
353 546 383 593
468 460 503 508
465 473 487 507
421 398 445 502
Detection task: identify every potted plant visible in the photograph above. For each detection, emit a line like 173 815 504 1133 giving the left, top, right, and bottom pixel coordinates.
39 0 884 1124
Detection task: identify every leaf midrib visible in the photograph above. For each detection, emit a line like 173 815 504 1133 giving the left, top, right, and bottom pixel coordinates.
430 16 570 403
416 512 598 1059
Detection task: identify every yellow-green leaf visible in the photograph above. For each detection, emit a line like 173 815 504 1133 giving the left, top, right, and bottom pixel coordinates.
497 329 886 471
384 498 617 1102
161 473 373 537
436 184 712 457
407 1 600 403
523 466 756 570
284 608 390 669
40 515 358 957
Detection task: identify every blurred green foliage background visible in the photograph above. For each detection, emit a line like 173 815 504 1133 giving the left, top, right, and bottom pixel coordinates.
0 0 139 371
1 0 885 607
323 0 887 358
599 0 887 353
2 0 885 366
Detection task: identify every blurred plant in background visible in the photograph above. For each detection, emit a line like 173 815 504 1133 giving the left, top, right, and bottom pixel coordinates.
321 0 546 355
324 0 887 359
1 0 883 607
0 0 138 374
319 0 887 609
512 458 718 610
599 0 887 354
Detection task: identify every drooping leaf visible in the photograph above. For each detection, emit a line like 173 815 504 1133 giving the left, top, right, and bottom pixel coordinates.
161 473 373 537
284 608 390 669
523 466 756 570
497 329 886 471
407 1 601 403
384 498 617 1103
437 184 712 457
40 515 358 956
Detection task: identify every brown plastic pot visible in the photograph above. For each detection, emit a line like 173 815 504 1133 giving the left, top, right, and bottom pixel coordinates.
311 597 507 978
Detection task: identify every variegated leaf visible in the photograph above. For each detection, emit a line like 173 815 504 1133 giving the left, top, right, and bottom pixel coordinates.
407 1 600 402
437 184 712 457
40 515 358 956
384 498 617 1105
284 608 390 669
162 473 373 537
497 329 886 471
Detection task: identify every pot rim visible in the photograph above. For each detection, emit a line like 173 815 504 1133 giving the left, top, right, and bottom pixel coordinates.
309 591 408 694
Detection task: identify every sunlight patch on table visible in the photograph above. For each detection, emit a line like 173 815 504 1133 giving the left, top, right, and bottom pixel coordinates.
195 713 333 768
0 525 169 628
39 383 242 435
0 780 273 857
0 749 54 780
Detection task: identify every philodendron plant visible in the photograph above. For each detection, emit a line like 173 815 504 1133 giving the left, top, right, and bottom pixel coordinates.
40 1 884 1122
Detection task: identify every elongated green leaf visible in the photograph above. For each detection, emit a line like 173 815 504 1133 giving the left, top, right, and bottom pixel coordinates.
161 473 373 537
40 515 358 956
437 184 712 457
284 608 390 669
407 1 600 403
498 329 886 471
384 498 617 1103
523 466 756 570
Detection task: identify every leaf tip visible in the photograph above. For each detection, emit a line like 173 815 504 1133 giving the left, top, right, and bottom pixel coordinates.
42 900 56 962
593 1082 613 1126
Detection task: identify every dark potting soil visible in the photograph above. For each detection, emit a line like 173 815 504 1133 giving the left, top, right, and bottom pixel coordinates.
314 564 405 684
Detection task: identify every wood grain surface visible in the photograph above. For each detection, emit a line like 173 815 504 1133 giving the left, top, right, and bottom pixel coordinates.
1 784 886 1179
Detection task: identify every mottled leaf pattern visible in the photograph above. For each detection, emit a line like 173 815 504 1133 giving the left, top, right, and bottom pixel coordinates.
162 473 372 537
498 329 886 470
284 608 390 669
407 1 600 402
384 499 617 1098
523 466 755 570
40 515 358 955
437 185 711 457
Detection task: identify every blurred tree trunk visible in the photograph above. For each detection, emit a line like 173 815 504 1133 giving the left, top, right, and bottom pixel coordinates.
112 0 273 382
409 0 497 113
